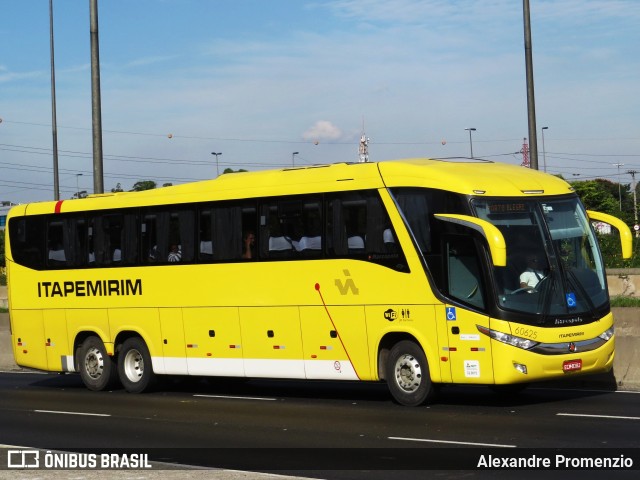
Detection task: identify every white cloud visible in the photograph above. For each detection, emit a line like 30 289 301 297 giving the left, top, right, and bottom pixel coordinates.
302 120 343 142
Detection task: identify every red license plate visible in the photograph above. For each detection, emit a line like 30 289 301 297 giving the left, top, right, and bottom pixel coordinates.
563 359 582 372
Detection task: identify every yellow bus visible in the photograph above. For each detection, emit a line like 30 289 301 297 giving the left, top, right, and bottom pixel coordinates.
5 158 632 406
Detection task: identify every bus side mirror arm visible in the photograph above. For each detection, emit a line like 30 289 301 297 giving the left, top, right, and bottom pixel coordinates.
587 210 633 259
434 214 506 267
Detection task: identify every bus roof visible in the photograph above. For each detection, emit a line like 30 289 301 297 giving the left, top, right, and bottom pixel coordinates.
378 158 573 196
10 158 574 216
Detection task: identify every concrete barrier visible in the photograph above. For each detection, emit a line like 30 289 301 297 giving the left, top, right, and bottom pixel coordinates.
607 269 640 297
0 312 16 371
1 310 639 391
610 308 640 390
0 285 6 309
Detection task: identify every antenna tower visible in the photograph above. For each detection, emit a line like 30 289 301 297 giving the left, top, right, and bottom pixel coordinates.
521 138 530 167
358 117 369 163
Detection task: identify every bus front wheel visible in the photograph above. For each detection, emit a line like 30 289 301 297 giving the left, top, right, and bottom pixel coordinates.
77 336 118 391
117 337 156 393
385 340 435 406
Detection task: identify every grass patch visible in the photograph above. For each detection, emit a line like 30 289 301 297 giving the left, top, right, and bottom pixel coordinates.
610 296 640 307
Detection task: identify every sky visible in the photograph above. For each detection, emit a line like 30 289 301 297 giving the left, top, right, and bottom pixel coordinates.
1 0 639 203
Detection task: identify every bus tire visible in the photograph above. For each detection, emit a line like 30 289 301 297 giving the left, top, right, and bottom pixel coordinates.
77 336 118 391
385 340 434 406
118 337 156 393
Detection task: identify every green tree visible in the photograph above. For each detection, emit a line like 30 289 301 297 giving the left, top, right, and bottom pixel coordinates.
222 168 248 174
569 179 640 267
569 179 619 216
570 179 635 226
131 180 157 191
111 183 124 193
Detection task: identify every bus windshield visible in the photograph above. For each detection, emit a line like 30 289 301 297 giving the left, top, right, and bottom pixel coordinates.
472 196 608 323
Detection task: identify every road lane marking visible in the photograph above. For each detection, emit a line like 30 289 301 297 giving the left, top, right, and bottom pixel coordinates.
0 370 49 374
35 409 110 417
557 413 640 421
532 387 640 394
389 436 516 448
194 394 277 401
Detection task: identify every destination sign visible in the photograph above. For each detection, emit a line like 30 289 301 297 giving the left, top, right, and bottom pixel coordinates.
487 202 528 214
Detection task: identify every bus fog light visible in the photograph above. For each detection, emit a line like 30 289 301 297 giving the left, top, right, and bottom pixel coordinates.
513 363 528 375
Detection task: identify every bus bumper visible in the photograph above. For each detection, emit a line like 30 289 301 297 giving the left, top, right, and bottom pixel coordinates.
490 335 615 384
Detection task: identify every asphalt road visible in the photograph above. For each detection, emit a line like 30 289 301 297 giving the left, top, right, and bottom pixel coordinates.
1 371 639 479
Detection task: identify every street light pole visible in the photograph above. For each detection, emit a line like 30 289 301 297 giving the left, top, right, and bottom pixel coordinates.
292 151 299 167
464 128 476 158
541 126 548 172
211 152 222 176
628 170 638 234
613 163 625 211
90 0 104 194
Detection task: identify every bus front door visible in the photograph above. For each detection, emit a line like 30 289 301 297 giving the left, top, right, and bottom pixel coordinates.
440 235 494 384
440 305 493 384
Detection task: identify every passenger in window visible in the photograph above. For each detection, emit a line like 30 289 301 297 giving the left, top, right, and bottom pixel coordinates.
242 231 255 259
168 244 182 262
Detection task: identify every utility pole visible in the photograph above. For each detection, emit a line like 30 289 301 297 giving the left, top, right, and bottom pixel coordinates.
90 0 104 194
628 170 638 236
523 0 539 170
613 163 625 211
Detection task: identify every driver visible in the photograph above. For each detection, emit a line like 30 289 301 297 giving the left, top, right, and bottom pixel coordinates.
520 254 545 289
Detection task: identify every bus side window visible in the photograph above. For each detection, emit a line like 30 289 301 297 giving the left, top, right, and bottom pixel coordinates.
142 213 159 263
212 204 242 261
259 195 322 260
9 216 46 270
445 235 486 310
328 190 407 271
198 207 214 261
69 217 88 268
90 213 137 266
47 220 66 267
296 198 322 257
168 209 195 263
262 203 293 259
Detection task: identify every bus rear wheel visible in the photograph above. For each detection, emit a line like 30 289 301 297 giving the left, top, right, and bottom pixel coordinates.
385 340 435 406
77 336 118 391
118 337 156 393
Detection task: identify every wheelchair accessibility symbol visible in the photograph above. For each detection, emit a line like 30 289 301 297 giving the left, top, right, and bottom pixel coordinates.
566 293 577 308
446 307 457 321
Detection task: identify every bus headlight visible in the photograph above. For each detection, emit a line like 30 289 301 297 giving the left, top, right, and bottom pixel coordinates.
477 325 539 350
598 326 614 341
